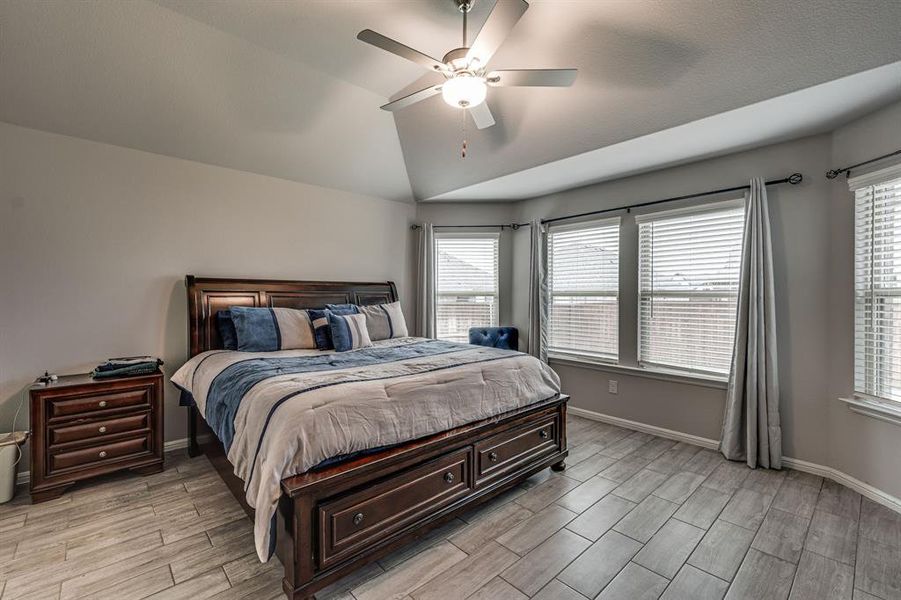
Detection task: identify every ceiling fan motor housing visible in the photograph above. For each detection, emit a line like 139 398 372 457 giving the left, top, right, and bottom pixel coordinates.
443 47 477 71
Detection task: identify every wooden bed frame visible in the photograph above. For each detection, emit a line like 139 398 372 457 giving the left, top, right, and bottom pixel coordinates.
184 275 569 600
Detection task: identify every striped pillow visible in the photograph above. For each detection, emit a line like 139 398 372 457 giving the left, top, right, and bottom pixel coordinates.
358 301 408 341
328 312 372 352
307 309 333 351
229 307 316 352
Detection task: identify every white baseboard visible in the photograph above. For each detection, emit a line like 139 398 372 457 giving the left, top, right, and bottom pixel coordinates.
568 406 720 450
568 406 901 515
15 437 191 487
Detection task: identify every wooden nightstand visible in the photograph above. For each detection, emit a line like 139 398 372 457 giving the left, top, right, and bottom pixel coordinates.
29 371 164 502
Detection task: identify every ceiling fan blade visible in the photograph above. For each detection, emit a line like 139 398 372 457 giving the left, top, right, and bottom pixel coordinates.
468 102 496 129
357 29 447 72
465 0 528 67
380 84 443 111
486 69 578 87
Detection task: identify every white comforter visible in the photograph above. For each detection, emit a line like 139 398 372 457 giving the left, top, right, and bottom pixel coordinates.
171 337 560 560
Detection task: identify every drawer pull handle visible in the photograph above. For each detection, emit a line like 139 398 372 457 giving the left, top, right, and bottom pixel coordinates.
98 401 108 408
444 472 455 484
98 426 108 433
489 452 498 462
98 450 108 458
353 512 364 526
539 429 549 439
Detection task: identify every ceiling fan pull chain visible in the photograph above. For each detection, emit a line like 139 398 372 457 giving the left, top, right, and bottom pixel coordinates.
461 109 467 159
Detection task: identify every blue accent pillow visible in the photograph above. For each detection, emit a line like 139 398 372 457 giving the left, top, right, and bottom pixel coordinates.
307 309 333 351
229 306 316 352
217 310 238 350
328 312 372 352
326 303 359 315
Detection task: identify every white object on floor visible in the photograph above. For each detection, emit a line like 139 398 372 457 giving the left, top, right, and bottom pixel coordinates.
0 431 27 503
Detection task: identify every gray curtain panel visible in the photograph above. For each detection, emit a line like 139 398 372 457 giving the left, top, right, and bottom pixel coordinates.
415 223 436 338
720 178 782 469
527 218 549 362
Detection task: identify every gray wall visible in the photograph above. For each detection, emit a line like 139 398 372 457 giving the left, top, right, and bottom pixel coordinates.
0 122 416 464
416 100 901 499
510 134 835 464
825 101 901 498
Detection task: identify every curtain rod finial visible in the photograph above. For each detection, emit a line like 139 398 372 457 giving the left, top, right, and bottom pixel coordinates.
825 170 839 180
789 173 803 184
411 224 422 230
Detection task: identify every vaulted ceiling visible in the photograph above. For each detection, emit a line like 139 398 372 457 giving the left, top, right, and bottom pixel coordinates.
2 1 900 203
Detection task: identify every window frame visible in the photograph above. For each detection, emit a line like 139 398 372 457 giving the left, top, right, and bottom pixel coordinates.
635 198 745 380
546 216 621 364
433 231 500 343
850 163 901 407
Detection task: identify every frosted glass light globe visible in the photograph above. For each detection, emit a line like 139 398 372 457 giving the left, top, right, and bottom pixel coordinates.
442 74 487 108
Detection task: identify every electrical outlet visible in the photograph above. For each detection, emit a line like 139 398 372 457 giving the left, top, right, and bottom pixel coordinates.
608 379 618 394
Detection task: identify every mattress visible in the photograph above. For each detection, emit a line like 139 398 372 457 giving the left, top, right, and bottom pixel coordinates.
171 336 561 561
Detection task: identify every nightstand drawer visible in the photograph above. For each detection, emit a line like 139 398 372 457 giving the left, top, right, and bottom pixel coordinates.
49 435 151 473
49 388 152 419
48 412 150 446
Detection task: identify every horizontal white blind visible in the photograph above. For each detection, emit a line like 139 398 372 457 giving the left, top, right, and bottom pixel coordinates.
638 203 744 375
436 235 499 343
855 173 901 403
548 220 619 361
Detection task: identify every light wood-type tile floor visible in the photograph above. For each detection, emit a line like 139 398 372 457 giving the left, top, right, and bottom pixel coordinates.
2 415 899 600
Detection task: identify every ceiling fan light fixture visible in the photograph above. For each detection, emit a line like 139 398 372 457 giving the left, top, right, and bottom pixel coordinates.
442 73 487 109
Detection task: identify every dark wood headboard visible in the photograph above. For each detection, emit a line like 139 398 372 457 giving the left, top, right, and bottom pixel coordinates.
185 275 398 357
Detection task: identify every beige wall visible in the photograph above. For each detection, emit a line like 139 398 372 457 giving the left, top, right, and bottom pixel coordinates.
0 123 416 462
416 100 901 499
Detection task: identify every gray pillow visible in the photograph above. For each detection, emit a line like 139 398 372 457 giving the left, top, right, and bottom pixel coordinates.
357 301 408 341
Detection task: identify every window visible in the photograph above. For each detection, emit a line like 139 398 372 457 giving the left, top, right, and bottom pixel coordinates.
637 201 745 376
435 234 499 342
853 168 901 404
547 219 620 361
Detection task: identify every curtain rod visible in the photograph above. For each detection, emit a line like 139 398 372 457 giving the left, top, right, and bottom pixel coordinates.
541 173 802 225
410 223 523 230
826 149 901 179
411 172 803 231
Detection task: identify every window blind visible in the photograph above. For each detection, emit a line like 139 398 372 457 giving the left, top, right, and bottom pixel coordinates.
854 169 901 403
637 201 744 376
435 234 499 343
547 219 620 361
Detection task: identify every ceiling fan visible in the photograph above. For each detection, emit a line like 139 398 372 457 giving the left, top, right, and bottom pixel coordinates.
357 0 577 130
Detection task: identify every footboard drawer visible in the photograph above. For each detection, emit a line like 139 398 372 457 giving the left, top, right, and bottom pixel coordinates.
474 414 560 485
318 447 472 568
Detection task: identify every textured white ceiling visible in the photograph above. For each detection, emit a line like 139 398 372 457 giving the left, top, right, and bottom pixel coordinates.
2 1 900 203
430 61 901 201
0 0 414 202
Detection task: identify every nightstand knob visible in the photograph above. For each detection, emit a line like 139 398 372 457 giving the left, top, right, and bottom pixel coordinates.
539 429 549 439
444 472 455 484
98 400 108 408
489 452 499 462
98 450 108 458
98 426 107 433
353 512 364 526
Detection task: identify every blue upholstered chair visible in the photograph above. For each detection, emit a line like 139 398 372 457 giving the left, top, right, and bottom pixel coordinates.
468 327 519 351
